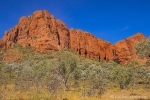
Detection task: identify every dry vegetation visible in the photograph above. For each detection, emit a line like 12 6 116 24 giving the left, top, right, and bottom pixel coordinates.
0 38 150 100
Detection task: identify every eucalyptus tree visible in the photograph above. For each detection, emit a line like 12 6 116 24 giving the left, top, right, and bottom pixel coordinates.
81 63 108 97
137 67 149 83
112 64 132 89
49 50 78 92
135 38 150 59
126 60 140 94
137 66 150 87
31 58 55 93
45 63 61 94
1 62 16 89
0 61 4 96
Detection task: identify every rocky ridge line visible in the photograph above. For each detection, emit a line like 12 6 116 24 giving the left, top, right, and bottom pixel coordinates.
0 10 147 64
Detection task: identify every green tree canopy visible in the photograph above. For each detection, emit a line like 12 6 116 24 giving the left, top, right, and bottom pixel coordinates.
135 38 150 58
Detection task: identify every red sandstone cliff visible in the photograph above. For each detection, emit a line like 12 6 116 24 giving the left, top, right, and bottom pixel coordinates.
69 29 114 61
0 40 3 48
0 10 147 64
1 10 70 52
113 33 147 64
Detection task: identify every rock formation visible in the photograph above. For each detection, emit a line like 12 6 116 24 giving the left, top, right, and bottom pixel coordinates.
69 29 114 61
0 40 3 48
1 10 70 52
0 10 147 64
113 33 147 64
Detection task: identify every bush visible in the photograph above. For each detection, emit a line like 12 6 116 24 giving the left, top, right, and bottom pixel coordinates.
135 38 150 58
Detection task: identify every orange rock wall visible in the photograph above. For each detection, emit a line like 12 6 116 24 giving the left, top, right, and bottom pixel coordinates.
113 33 147 64
1 10 70 52
0 40 3 48
69 29 114 61
0 10 147 64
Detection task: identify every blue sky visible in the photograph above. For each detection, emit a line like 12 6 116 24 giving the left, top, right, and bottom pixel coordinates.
0 0 150 44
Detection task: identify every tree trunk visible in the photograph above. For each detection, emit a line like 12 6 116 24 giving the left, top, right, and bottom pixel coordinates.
64 79 68 92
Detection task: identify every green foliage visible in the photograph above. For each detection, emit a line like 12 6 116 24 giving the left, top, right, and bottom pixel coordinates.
0 61 4 71
51 50 78 91
137 66 150 84
145 60 150 67
33 36 37 40
0 49 149 98
135 38 150 58
80 63 108 97
16 44 35 58
112 65 132 89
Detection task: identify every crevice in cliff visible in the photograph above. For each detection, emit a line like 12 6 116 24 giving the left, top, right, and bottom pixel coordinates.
112 49 117 56
56 31 60 46
85 49 87 57
114 58 120 64
14 28 19 43
26 30 30 46
104 55 106 61
79 49 81 55
98 55 100 62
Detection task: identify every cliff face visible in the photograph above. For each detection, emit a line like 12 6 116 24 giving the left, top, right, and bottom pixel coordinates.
69 29 114 61
1 10 70 52
0 40 3 48
0 10 147 64
113 33 147 64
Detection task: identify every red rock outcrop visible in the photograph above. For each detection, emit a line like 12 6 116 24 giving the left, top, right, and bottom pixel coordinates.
0 40 3 48
1 10 70 52
0 10 147 64
113 33 147 64
69 29 114 61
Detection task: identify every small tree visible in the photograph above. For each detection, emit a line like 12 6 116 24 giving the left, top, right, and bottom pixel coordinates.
112 65 131 89
45 61 61 94
81 64 108 97
135 38 150 59
1 62 15 89
127 60 139 95
53 51 78 91
32 59 51 93
0 61 4 95
145 60 150 67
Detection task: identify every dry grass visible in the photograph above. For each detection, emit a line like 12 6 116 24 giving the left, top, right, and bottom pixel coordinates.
0 85 150 100
101 88 150 100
